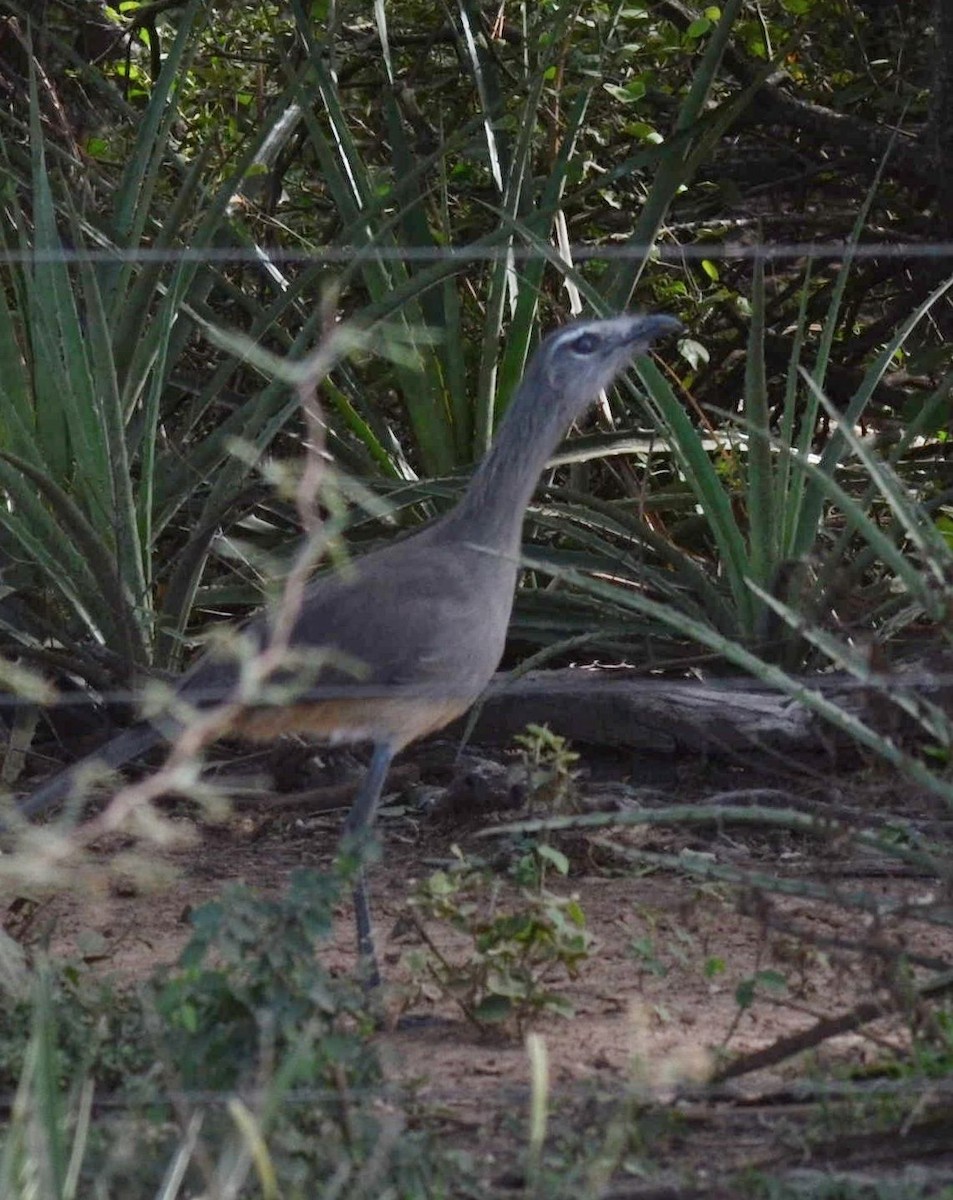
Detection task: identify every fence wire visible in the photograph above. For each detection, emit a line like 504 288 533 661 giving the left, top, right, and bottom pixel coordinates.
1 237 951 715
5 240 953 265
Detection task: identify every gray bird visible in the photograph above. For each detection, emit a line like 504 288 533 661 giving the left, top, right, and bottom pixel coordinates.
19 312 682 983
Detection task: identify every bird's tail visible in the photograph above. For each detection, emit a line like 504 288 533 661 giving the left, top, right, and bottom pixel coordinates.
16 722 164 820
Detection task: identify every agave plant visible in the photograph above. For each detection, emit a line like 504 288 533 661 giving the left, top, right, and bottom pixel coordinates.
0 0 766 696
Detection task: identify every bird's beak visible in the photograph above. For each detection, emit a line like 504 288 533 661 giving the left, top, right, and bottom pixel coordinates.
625 313 683 346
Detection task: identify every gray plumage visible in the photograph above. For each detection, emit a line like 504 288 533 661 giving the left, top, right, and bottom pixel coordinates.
19 312 682 980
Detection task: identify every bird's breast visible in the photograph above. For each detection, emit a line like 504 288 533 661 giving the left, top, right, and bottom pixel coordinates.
231 691 477 751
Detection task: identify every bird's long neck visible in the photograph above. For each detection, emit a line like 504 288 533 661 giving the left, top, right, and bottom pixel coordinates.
442 361 578 555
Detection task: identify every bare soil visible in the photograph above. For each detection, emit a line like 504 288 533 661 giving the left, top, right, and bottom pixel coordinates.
21 739 953 1193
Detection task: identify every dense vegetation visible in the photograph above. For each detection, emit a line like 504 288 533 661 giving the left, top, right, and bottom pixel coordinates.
0 0 949 688
2 1 953 1196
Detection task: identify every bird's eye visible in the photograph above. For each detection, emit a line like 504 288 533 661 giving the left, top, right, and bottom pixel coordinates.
569 332 600 355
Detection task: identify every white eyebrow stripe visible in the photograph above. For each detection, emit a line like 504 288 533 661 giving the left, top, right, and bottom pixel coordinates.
549 325 598 352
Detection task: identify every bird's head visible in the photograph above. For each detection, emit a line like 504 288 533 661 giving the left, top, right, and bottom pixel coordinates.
535 312 682 403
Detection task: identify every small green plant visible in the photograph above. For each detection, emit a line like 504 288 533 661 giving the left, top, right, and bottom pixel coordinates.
0 869 375 1100
513 723 581 814
909 1004 953 1079
629 935 670 979
719 968 790 1053
628 904 701 982
0 960 153 1096
734 968 789 1014
0 868 447 1196
152 868 374 1091
867 1000 953 1083
407 845 593 1034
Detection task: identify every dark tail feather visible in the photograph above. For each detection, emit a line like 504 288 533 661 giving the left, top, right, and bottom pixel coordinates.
17 723 164 820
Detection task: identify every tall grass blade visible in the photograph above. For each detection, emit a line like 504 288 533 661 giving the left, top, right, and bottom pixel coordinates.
744 258 775 589
603 0 747 308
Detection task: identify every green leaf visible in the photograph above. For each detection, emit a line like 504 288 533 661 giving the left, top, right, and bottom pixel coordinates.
735 979 755 1009
473 994 512 1023
604 79 647 103
755 969 788 994
536 844 570 875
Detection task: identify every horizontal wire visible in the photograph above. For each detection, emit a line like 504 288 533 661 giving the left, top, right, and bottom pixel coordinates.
0 669 950 710
1 236 949 714
0 1071 948 1113
0 683 529 708
5 241 953 266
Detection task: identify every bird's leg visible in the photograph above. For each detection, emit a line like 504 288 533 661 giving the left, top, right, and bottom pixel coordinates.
339 741 394 989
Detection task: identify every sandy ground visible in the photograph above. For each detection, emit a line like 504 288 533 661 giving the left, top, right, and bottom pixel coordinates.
24 737 952 1148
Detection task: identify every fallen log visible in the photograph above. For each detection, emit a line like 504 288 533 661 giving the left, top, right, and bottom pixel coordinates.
459 660 953 759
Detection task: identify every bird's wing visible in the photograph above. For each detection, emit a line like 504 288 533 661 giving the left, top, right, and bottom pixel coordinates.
185 535 516 706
